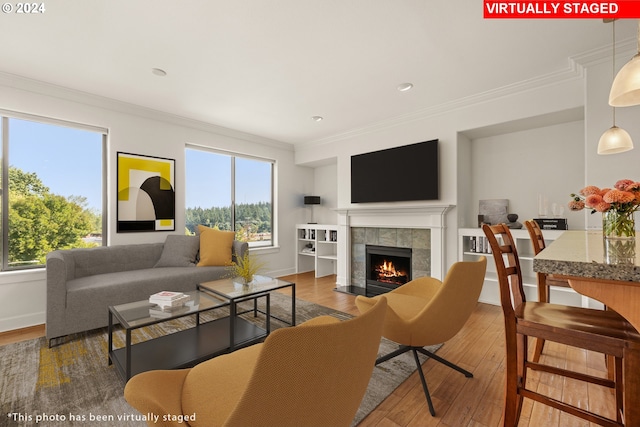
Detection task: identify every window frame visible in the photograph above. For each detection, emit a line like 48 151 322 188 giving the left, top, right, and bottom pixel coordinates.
0 110 107 271
185 144 276 248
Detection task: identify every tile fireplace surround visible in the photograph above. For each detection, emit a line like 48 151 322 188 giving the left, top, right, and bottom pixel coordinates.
335 205 453 288
351 227 431 288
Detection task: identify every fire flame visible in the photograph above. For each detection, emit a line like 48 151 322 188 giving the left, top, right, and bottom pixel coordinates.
375 260 404 279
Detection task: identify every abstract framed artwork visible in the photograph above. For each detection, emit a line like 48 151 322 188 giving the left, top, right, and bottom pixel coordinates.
117 152 175 232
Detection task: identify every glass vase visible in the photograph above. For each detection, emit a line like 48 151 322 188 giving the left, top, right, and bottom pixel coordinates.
602 210 636 240
604 238 636 265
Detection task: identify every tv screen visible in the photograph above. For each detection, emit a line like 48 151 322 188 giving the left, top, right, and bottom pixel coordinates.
351 139 438 203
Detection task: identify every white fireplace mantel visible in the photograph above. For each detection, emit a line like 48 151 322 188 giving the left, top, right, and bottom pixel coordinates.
334 205 454 286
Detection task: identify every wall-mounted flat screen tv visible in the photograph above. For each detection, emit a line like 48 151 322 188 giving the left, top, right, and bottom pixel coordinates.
351 139 438 203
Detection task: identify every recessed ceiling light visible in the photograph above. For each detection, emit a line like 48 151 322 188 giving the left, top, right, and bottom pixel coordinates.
397 83 414 92
151 68 167 77
311 116 324 122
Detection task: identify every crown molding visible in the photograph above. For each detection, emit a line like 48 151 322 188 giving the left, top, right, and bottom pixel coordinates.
0 71 294 152
571 38 636 68
297 60 586 149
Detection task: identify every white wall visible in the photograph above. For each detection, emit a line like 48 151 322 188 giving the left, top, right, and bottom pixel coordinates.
467 120 585 230
583 57 640 230
0 75 310 332
296 72 586 271
311 163 338 225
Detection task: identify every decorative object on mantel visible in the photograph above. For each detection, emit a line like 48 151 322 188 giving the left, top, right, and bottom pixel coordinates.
568 178 640 240
599 19 634 155
478 199 508 226
537 194 549 218
610 19 640 108
533 218 568 230
506 214 522 229
304 195 321 224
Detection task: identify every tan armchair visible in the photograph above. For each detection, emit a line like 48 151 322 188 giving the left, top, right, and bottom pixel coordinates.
124 296 387 427
355 257 487 416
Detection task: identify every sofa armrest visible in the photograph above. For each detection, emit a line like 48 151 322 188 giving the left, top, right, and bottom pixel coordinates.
232 240 249 263
45 251 72 342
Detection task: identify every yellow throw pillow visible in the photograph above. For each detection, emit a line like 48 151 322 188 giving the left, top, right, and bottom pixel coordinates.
197 225 235 267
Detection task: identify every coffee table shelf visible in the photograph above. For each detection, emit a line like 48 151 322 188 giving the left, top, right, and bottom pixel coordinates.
110 316 266 381
108 277 295 381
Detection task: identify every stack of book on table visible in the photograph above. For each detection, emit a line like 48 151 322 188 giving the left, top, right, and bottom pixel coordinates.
149 291 192 318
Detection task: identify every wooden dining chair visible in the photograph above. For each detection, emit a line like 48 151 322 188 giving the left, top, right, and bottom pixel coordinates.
483 223 640 427
524 219 571 362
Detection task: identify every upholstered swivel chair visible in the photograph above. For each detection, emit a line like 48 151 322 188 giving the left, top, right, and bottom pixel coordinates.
483 223 640 427
524 220 572 362
355 257 487 416
124 296 387 427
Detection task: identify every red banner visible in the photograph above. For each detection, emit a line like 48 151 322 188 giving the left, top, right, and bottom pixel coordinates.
484 1 640 18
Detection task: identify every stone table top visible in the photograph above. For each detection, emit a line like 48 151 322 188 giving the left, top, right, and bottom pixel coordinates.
533 230 640 283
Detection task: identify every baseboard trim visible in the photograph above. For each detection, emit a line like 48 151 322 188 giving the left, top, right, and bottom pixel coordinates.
0 311 45 334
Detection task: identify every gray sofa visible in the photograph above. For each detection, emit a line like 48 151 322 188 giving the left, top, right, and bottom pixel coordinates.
45 235 248 344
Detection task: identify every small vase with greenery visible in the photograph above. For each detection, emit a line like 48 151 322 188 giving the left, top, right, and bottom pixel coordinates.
229 252 266 285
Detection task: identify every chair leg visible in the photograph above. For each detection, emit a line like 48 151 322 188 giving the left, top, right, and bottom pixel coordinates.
375 345 412 365
503 354 523 427
376 345 437 415
532 338 545 363
532 283 550 363
412 348 436 416
376 345 473 417
614 356 623 424
416 347 473 378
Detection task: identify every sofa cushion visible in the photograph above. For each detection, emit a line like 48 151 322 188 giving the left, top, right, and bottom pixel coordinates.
65 266 233 320
197 225 235 267
72 243 164 278
154 235 200 268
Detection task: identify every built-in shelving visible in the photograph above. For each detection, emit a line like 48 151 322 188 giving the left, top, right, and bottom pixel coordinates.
296 224 338 278
458 228 586 307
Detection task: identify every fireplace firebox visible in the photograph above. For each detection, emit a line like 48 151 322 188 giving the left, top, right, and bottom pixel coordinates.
365 245 412 296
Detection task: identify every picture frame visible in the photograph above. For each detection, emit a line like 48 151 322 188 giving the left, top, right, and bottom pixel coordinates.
117 152 175 232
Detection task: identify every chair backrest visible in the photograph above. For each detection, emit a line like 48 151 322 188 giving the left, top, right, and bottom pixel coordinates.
408 257 487 345
223 296 388 427
524 220 546 255
482 224 526 327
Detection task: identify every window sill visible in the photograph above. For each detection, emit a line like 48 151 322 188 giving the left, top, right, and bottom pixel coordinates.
249 245 280 255
0 267 45 285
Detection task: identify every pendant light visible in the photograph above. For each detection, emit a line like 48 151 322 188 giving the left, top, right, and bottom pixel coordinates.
599 20 634 155
609 20 640 106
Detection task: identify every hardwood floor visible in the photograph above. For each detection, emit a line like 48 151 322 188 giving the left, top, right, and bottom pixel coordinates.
277 272 616 427
1 271 615 427
0 323 45 346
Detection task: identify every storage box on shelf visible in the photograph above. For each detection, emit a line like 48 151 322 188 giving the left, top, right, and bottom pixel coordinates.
296 224 338 278
458 228 587 307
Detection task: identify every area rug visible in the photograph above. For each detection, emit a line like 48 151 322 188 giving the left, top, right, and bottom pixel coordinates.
0 293 440 426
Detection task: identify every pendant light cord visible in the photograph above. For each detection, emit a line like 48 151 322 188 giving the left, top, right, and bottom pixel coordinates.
637 19 640 54
612 20 617 126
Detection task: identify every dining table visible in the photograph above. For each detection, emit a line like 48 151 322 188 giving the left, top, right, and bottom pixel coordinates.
533 230 640 426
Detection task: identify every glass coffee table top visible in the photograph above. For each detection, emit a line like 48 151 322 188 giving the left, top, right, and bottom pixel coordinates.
110 290 228 329
198 275 294 299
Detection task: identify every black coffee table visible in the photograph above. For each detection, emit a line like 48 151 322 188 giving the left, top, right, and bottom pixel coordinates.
108 288 269 381
198 275 296 351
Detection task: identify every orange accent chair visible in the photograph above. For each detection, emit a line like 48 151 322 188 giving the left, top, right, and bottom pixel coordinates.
124 296 387 427
354 257 487 416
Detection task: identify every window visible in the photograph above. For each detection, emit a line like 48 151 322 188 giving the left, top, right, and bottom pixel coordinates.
0 114 105 270
185 146 274 248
